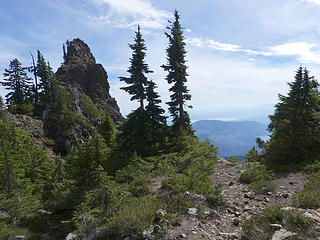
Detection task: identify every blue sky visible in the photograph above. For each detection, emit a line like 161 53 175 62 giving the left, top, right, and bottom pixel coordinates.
2 0 320 123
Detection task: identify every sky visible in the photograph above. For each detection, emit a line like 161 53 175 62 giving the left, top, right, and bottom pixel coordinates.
2 0 320 123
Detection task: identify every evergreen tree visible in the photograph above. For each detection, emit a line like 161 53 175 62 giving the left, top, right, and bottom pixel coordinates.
99 112 115 147
145 80 167 152
120 26 153 109
118 108 150 156
63 43 67 63
1 59 33 114
162 10 191 133
29 52 39 104
36 50 56 118
0 96 4 111
145 80 166 125
65 133 109 188
266 67 320 166
0 115 54 218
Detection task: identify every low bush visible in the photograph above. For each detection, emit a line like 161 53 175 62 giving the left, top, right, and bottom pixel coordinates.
101 197 158 240
303 160 320 174
293 173 320 208
227 156 241 163
0 222 31 240
239 162 275 194
241 205 314 240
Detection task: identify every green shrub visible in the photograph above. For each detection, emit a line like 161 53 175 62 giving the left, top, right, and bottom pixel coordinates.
79 92 101 120
227 156 241 163
239 162 275 193
241 206 313 240
303 160 320 174
293 173 320 208
0 222 31 240
101 197 158 239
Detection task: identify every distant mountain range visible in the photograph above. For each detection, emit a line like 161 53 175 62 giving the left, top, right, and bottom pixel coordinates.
192 120 269 158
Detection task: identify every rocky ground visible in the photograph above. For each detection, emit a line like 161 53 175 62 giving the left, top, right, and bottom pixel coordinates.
166 158 319 240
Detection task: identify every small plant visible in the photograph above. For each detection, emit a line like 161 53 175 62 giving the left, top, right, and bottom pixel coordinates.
101 197 158 240
239 162 275 194
303 160 320 174
241 206 314 240
79 92 101 120
293 173 320 208
227 156 241 163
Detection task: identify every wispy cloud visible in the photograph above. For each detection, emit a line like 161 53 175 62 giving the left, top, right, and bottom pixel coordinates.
186 38 241 52
268 42 320 64
302 0 320 5
89 0 171 30
187 37 320 64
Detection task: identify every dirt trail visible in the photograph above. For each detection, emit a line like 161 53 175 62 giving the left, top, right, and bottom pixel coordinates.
167 158 309 240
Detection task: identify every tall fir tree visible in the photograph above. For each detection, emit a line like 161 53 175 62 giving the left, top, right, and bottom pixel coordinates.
36 50 56 118
120 26 153 109
1 59 33 114
266 66 320 166
29 52 39 104
162 10 191 133
63 43 67 63
145 80 167 153
145 80 166 126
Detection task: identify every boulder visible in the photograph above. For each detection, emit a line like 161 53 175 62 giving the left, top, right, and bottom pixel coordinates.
65 233 79 240
271 229 297 240
82 228 102 240
7 236 26 240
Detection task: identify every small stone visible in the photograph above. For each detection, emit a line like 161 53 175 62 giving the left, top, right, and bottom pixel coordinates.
156 208 167 217
180 233 187 238
280 186 285 189
65 233 79 240
244 193 251 198
232 218 240 226
281 207 295 211
192 231 197 234
188 208 197 216
204 210 211 215
271 229 297 240
153 225 161 234
234 211 241 217
267 192 272 196
265 197 270 203
283 193 289 199
270 224 282 231
7 236 27 240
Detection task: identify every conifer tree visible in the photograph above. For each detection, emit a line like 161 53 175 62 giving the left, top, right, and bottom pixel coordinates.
1 59 33 114
99 112 115 147
65 133 108 187
36 50 56 118
63 43 67 63
145 80 167 153
30 52 39 104
145 80 166 126
162 10 191 133
266 67 320 166
120 26 153 109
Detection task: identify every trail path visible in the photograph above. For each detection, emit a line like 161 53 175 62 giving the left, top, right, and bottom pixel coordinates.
167 158 309 240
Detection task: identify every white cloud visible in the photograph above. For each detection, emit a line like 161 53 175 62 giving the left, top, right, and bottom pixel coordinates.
89 0 171 29
268 42 320 64
187 37 320 64
302 0 320 5
186 38 241 52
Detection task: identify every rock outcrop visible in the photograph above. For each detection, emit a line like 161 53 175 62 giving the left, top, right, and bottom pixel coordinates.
56 38 123 124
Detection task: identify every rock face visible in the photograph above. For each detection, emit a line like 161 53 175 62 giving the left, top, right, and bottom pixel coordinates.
56 38 123 124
